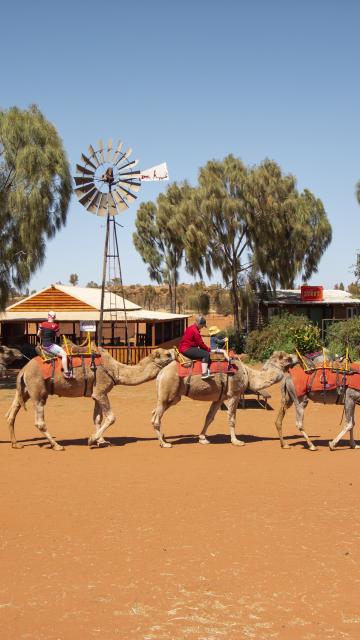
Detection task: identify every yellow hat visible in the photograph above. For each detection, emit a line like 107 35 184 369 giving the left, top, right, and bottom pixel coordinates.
208 325 220 336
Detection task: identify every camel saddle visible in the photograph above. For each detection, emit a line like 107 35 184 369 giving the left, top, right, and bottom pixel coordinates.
34 354 102 380
289 364 360 397
176 360 238 378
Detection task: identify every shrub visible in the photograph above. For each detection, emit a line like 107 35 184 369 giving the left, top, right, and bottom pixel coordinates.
325 318 360 361
224 327 246 353
245 313 321 361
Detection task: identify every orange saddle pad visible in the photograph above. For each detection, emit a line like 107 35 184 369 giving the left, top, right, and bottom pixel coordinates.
35 355 102 380
290 364 360 397
176 360 238 378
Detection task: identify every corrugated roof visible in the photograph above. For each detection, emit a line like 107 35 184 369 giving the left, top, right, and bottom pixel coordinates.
1 284 188 321
264 289 360 305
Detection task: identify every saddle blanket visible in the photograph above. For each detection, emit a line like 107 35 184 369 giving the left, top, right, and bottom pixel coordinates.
177 360 238 378
290 364 360 397
35 355 102 380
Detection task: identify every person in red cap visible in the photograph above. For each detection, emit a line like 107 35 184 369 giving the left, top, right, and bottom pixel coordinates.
37 311 72 379
178 315 214 380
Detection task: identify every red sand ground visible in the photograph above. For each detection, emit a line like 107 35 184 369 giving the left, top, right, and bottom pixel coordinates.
1 369 360 640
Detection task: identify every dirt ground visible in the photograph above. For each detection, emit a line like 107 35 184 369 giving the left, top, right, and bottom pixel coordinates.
1 368 360 640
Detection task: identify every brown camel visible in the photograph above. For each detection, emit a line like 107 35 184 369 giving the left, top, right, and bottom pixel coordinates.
275 373 360 451
6 347 173 450
151 351 294 447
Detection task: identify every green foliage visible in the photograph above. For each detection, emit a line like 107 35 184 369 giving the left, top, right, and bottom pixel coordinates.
133 182 191 312
245 313 320 361
225 326 245 353
348 282 360 297
0 105 71 310
325 318 360 361
182 155 331 334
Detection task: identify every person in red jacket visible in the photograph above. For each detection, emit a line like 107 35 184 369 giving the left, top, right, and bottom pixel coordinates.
178 315 214 380
37 311 73 379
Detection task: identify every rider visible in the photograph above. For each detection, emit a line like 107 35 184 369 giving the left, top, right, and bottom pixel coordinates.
178 315 214 380
208 325 231 362
37 311 73 379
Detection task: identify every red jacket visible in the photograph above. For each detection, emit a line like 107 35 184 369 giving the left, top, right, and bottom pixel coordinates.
179 324 210 354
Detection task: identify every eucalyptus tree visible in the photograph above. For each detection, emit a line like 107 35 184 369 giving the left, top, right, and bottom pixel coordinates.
184 155 331 335
0 105 71 309
133 182 190 312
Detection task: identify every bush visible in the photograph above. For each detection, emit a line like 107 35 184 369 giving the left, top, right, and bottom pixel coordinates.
325 318 360 361
224 327 246 353
245 313 321 361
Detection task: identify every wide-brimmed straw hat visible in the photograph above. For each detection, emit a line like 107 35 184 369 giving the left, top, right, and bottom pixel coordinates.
208 325 221 336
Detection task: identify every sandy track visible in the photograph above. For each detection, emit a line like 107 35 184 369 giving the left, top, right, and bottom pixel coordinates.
0 376 360 639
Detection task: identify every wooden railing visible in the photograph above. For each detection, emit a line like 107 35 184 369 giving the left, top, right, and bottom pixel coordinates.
105 345 156 365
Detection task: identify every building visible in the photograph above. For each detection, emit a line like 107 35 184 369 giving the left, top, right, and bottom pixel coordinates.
261 286 360 337
0 284 189 363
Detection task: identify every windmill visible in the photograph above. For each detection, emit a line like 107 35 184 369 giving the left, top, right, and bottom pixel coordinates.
74 139 168 350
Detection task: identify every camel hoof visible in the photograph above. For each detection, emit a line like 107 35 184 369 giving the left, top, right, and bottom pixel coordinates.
232 439 245 447
351 444 360 449
329 441 336 451
281 444 291 449
309 445 318 451
52 444 65 451
11 442 24 449
199 437 210 445
160 441 172 448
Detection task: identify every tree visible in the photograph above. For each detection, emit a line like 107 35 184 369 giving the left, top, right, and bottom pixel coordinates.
0 105 71 310
183 155 331 335
133 183 190 312
143 284 157 310
86 280 100 288
69 273 79 286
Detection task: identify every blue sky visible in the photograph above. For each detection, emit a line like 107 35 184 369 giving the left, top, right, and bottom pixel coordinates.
1 0 359 291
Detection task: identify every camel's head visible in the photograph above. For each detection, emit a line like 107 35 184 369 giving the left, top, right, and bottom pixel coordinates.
0 345 23 366
262 351 295 372
150 348 175 369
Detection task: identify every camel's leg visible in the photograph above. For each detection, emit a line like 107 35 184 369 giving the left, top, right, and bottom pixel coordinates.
199 400 223 444
91 399 106 445
294 400 317 451
6 390 29 449
226 396 245 446
34 400 64 451
275 394 293 449
88 395 115 447
329 394 359 450
151 397 181 448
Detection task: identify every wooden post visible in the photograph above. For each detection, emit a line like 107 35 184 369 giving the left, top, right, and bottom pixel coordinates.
151 323 156 346
161 321 165 344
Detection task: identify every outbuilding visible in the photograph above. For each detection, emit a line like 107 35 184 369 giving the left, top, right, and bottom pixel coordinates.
0 284 189 363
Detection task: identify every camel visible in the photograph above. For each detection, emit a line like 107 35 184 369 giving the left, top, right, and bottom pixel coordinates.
151 351 294 447
6 346 174 450
0 345 23 378
275 372 360 451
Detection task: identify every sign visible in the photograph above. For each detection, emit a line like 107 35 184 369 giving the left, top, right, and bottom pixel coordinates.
80 321 96 333
300 286 323 302
140 162 169 182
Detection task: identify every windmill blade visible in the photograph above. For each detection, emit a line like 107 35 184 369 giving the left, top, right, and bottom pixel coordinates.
81 153 97 170
88 145 100 167
113 189 129 211
96 192 109 216
116 171 140 180
119 179 141 192
106 138 113 162
87 191 103 214
117 184 137 204
118 158 139 172
98 139 104 163
79 187 97 206
75 163 95 176
74 176 95 186
112 140 123 164
84 189 100 211
75 183 96 197
114 146 132 166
